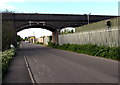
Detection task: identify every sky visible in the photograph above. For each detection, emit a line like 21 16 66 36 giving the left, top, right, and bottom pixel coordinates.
0 0 119 38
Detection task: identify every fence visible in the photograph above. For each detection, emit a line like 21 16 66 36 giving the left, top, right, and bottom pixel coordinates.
59 17 120 47
59 28 120 47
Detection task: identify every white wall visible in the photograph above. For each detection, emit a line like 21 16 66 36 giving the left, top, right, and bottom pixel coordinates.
59 28 119 47
43 36 49 45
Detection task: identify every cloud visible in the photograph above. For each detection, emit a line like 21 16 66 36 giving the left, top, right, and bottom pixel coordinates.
0 3 14 10
1 0 25 3
0 0 25 10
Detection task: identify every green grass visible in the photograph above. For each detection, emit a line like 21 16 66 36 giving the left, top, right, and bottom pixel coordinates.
48 42 119 60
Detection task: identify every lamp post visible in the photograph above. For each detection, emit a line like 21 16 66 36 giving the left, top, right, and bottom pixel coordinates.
84 13 91 24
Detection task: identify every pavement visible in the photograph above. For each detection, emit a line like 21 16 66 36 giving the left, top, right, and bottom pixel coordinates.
2 42 119 84
2 48 32 84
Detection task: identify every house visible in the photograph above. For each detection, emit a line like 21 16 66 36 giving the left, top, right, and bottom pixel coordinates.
28 36 36 43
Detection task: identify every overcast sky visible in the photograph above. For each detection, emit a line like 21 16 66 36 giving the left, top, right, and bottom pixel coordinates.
0 0 119 38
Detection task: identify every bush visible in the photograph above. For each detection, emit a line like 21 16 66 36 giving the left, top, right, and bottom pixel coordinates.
35 42 43 45
1 48 16 76
48 43 119 60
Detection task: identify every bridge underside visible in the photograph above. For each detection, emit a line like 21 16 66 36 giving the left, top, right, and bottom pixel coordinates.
16 22 85 32
2 13 117 50
17 25 60 44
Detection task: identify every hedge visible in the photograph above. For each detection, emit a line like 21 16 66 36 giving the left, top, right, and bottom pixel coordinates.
1 48 16 77
48 42 119 60
34 42 43 45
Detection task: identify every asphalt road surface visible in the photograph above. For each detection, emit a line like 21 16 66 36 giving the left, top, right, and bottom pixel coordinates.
21 42 118 83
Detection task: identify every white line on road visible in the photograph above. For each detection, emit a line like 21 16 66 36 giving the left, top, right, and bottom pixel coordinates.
33 58 38 63
23 52 36 85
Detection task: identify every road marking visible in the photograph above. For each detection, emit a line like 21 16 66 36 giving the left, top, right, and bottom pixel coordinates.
23 52 36 85
33 58 38 63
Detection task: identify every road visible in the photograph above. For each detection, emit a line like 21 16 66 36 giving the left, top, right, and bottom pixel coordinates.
21 42 118 83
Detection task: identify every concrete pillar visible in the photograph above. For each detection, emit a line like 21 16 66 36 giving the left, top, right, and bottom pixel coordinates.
52 29 60 44
118 17 120 47
12 30 17 48
2 13 16 51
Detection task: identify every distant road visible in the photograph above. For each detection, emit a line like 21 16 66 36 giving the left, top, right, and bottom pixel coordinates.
21 42 118 83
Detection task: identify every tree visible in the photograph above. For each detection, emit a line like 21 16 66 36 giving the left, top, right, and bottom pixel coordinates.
16 35 23 42
60 29 74 35
2 9 14 13
24 37 29 41
49 36 52 42
71 29 74 33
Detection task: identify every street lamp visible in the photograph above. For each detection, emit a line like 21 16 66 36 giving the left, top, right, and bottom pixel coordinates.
84 13 91 24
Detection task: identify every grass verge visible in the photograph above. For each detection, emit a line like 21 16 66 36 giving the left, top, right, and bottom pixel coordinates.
48 42 120 61
34 42 44 45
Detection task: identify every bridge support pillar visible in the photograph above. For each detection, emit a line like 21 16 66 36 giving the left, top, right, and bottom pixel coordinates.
2 13 16 51
52 29 60 44
12 31 17 48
